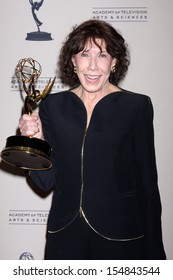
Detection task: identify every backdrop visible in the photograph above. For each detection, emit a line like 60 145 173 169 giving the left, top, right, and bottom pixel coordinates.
0 0 172 260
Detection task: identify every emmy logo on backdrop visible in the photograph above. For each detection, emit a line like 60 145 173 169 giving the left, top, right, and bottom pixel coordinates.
26 0 53 41
1 58 56 170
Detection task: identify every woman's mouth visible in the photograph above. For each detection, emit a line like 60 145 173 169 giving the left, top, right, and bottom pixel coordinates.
85 75 100 82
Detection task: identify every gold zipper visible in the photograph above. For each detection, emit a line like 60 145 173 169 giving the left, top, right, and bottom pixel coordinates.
48 211 79 233
79 127 87 217
81 209 144 241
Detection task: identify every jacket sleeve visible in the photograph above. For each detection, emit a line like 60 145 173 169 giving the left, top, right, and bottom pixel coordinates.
29 97 57 192
134 96 166 259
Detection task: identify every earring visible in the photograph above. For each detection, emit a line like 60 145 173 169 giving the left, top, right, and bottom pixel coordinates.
74 66 77 73
112 65 116 73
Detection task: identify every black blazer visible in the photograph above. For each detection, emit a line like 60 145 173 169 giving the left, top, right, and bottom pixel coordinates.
30 90 166 259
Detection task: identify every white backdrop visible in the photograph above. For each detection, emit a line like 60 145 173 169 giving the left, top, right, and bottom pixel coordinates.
0 0 173 260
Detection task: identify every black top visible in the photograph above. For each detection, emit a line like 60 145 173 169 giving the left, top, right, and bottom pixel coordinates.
30 89 166 259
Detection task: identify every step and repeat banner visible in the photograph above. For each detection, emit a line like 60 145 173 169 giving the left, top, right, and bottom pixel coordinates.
0 0 173 260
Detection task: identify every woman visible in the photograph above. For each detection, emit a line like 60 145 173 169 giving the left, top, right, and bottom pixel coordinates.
19 19 166 260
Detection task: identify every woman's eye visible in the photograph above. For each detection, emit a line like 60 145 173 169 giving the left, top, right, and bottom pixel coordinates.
99 53 107 58
81 52 88 57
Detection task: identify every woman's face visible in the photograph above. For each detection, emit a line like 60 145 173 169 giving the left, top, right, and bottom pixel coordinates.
72 38 116 94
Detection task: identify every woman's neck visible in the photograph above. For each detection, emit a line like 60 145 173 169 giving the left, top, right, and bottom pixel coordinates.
73 83 120 103
71 83 121 128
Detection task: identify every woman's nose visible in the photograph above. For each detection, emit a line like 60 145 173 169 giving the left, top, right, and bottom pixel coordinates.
88 57 98 71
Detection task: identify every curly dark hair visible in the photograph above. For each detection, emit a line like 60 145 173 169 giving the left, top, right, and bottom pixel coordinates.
58 19 130 86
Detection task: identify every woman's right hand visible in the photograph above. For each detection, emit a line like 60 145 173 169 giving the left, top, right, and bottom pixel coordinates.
18 112 44 140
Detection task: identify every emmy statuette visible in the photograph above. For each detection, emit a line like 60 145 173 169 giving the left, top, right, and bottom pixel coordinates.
26 0 53 41
1 58 55 170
